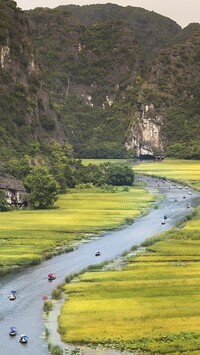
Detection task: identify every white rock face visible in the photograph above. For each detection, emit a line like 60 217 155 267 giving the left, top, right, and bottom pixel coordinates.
0 45 10 68
106 95 114 106
125 104 163 156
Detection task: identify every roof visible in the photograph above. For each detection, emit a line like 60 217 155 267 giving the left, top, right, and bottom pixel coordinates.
0 172 26 192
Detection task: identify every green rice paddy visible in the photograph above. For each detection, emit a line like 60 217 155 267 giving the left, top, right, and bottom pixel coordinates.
0 186 154 274
59 159 200 354
134 159 200 190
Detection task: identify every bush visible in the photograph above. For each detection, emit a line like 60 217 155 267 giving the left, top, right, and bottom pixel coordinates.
0 190 9 211
106 164 134 186
43 300 53 314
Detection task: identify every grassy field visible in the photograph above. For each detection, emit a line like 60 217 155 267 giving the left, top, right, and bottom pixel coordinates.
81 159 132 166
134 159 200 190
58 159 200 354
0 185 154 275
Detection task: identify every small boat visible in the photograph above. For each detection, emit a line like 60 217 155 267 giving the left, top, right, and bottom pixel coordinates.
42 295 48 300
9 327 17 336
9 294 16 301
19 334 28 344
95 250 101 256
161 220 166 225
48 273 56 281
164 215 168 220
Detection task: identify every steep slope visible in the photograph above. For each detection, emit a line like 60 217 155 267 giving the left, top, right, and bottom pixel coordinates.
27 8 143 104
0 0 65 159
126 24 200 158
57 3 181 62
27 7 144 157
14 3 200 159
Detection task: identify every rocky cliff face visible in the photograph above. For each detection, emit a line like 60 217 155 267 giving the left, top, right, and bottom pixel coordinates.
125 104 163 157
27 9 143 107
28 4 193 158
0 0 66 159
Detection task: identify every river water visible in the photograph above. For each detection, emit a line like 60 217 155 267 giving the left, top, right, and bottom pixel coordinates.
0 177 200 355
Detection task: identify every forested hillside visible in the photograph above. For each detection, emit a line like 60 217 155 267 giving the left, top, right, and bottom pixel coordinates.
0 0 65 160
26 4 200 159
0 1 200 160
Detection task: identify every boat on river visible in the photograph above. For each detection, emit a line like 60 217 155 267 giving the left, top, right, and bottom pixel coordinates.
48 273 56 280
19 334 28 344
9 327 17 336
8 294 16 301
95 250 101 256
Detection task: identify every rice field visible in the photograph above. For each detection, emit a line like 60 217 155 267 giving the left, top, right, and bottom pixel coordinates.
59 211 200 354
58 159 200 354
134 159 200 190
0 186 154 274
81 159 129 166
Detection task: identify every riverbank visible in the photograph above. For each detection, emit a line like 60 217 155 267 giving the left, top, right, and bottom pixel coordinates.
1 171 198 355
56 162 200 355
134 158 200 191
0 185 155 276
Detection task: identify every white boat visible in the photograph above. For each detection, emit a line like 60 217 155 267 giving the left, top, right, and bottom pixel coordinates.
9 294 16 301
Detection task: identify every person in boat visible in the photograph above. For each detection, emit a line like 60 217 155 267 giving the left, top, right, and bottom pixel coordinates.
9 327 17 336
9 293 16 300
48 273 56 280
95 250 101 256
19 334 28 343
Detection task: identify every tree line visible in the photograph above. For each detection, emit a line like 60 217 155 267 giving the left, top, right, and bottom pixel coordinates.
0 141 134 210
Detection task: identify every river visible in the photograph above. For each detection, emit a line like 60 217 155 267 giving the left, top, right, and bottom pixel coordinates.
0 177 200 355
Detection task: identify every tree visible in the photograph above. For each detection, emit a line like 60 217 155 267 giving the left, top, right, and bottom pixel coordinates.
106 164 134 186
24 166 60 209
0 190 9 211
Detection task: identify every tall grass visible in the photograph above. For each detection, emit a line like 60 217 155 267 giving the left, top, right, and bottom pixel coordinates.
59 211 200 353
58 159 200 354
0 186 154 274
134 158 200 190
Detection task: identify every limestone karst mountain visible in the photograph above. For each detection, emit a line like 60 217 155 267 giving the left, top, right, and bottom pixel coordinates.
1 1 200 160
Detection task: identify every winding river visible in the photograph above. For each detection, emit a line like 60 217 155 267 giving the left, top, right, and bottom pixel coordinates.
1 177 200 355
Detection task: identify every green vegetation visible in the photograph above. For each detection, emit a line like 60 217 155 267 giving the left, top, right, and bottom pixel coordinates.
0 2 199 161
43 299 53 315
58 159 200 354
0 190 9 211
0 185 154 275
48 344 64 355
106 164 134 186
81 159 130 166
59 217 200 354
24 166 60 209
134 158 200 190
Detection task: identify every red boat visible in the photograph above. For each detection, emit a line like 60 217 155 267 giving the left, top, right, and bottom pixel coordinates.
48 273 56 281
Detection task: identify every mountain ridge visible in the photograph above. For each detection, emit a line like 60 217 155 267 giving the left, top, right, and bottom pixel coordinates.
0 1 200 160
